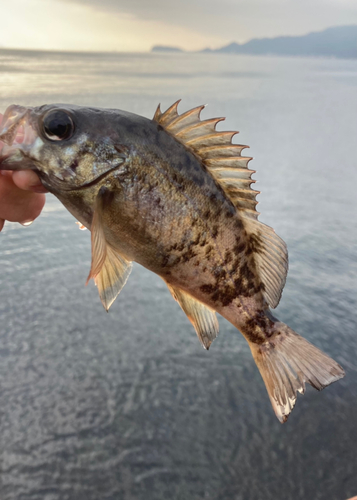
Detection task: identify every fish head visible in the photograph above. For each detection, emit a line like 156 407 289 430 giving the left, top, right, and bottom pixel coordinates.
0 104 129 193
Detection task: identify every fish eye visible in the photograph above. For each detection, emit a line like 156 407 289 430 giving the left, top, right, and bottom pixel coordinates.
42 110 74 141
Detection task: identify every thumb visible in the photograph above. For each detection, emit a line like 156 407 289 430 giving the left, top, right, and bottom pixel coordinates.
12 170 48 193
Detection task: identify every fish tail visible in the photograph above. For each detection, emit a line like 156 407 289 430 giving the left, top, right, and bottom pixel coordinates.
248 320 345 423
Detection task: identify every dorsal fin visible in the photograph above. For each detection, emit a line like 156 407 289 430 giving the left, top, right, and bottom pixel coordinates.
153 102 288 308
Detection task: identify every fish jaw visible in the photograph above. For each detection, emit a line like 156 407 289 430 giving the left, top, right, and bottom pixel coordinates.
0 105 40 171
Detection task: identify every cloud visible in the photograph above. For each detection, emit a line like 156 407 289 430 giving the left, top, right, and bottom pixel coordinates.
1 0 356 52
0 0 225 51
61 0 357 47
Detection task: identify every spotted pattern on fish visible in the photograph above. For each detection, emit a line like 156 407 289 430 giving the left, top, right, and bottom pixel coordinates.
0 101 345 424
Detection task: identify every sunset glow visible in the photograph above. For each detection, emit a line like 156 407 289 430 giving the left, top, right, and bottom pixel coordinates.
0 0 356 52
0 0 225 52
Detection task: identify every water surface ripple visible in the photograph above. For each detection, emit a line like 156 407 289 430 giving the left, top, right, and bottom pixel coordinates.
0 50 356 500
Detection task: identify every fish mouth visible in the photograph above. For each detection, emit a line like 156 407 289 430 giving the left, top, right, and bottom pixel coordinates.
0 105 38 170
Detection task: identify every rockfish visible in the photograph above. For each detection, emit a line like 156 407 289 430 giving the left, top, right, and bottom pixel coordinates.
0 101 344 422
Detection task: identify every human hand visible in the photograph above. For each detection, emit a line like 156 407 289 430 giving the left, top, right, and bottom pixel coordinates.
0 170 47 231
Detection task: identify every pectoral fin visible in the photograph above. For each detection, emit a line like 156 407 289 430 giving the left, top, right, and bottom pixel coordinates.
94 245 132 311
87 186 132 311
86 201 107 283
167 284 219 349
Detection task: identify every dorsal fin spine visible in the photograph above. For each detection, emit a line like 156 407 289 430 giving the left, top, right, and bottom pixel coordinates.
186 131 239 147
166 105 205 130
159 100 181 126
205 157 253 168
153 104 162 122
175 117 225 137
197 144 248 158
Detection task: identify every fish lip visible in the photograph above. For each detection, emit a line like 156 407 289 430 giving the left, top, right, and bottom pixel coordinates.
0 146 38 172
0 105 29 145
0 104 39 170
0 155 38 171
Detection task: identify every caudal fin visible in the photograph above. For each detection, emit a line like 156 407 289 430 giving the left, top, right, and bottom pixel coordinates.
249 322 345 423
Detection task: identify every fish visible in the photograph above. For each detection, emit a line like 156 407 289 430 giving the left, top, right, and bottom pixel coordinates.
0 101 345 422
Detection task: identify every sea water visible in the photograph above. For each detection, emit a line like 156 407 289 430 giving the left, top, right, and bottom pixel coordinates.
0 49 357 500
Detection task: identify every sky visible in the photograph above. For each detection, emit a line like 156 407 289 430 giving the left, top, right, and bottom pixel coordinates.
0 0 357 52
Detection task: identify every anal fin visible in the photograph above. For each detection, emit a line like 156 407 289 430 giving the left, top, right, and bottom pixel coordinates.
167 284 219 349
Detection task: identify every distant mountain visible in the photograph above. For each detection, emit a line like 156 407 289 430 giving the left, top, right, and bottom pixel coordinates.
151 45 183 53
204 26 357 59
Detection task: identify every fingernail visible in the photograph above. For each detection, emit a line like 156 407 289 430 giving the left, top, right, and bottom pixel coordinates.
20 220 34 226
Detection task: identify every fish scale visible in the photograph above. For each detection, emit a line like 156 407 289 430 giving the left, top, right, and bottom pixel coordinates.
0 100 345 423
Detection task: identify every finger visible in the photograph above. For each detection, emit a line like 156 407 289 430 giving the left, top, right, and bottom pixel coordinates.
0 170 14 178
12 170 48 193
0 219 4 232
0 174 46 223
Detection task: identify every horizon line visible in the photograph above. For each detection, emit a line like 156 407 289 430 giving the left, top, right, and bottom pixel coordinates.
1 23 356 57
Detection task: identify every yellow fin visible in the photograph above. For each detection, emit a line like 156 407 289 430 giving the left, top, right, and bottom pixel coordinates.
87 187 132 311
249 322 345 423
94 245 132 311
167 284 219 349
244 218 288 308
154 102 288 308
86 203 107 283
